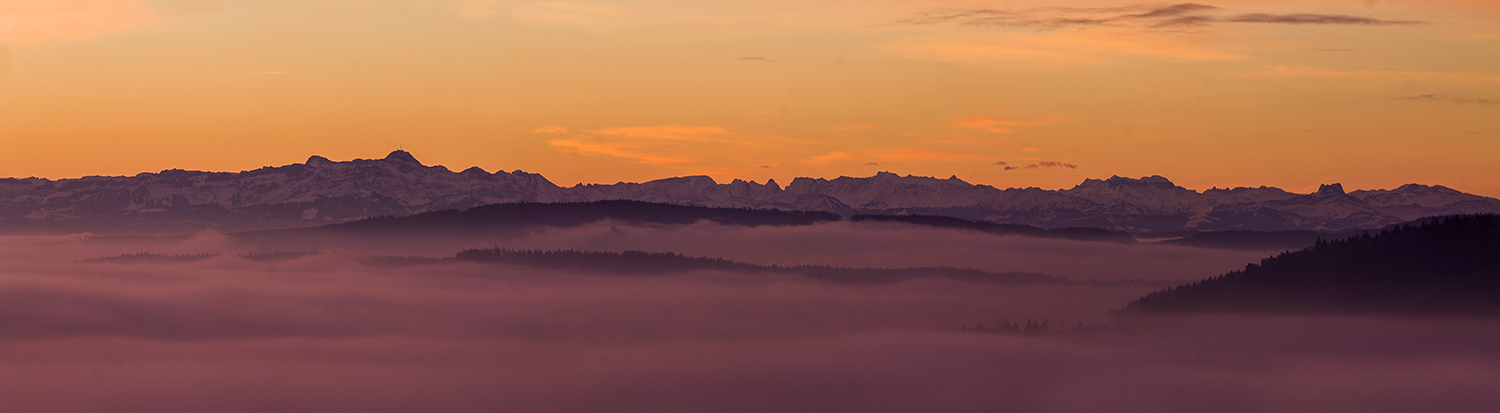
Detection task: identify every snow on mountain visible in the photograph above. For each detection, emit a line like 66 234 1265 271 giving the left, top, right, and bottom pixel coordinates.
3 150 1498 235
0 151 568 234
1348 184 1500 221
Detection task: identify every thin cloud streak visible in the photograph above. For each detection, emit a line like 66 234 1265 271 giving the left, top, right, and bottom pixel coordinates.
548 139 692 166
893 3 1425 31
957 116 1071 134
802 152 856 165
1394 93 1500 105
1240 66 1500 84
0 0 159 43
868 147 988 163
592 125 730 142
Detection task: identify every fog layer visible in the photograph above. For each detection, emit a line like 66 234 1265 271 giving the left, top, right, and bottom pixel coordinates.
1 232 1495 412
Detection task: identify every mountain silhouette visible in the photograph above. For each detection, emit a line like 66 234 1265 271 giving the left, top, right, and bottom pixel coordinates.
5 151 1499 235
1120 214 1500 316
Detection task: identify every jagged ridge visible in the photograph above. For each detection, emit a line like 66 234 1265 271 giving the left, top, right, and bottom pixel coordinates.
3 150 1498 235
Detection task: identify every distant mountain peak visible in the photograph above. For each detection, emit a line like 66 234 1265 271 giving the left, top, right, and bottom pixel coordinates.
384 150 422 165
1316 183 1346 197
1072 175 1181 191
306 155 331 167
1392 183 1459 194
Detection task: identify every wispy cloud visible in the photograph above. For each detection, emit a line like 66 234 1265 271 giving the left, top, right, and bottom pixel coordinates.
592 125 729 142
1239 66 1500 84
444 0 514 19
956 116 1070 134
548 139 691 166
868 148 987 163
802 152 856 165
1394 93 1500 105
1005 160 1079 170
445 0 626 29
545 125 734 167
893 3 1423 31
879 30 1247 65
1225 13 1419 25
0 0 159 43
827 123 884 132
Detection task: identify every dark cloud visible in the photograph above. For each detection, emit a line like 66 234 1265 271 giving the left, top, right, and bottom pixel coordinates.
1151 15 1217 28
1037 161 1079 169
994 161 1009 166
1395 93 1500 105
894 3 1424 31
1397 93 1444 101
1125 3 1219 19
1225 13 1421 25
865 162 882 166
1004 166 1019 171
759 165 772 169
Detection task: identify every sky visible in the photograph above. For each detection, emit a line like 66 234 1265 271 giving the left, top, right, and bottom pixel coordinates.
0 0 1497 196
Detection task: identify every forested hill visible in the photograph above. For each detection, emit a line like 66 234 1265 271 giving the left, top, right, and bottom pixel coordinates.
239 200 841 239
234 201 1140 249
1121 214 1500 317
850 214 1136 244
452 248 1067 286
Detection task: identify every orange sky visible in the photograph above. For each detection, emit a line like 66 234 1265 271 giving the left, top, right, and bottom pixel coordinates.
1 0 1497 195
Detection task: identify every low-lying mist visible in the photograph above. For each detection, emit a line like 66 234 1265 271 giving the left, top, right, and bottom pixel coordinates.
2 228 1496 412
231 220 1273 281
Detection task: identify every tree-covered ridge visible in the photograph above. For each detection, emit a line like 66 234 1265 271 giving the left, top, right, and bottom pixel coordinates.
251 200 842 238
1122 215 1500 316
80 252 219 264
236 200 1142 247
453 248 1067 286
849 214 1136 244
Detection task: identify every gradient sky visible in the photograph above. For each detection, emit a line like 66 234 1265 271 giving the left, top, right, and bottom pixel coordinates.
1 0 1497 195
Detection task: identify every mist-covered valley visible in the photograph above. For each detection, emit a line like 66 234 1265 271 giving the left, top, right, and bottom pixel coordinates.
3 218 1498 412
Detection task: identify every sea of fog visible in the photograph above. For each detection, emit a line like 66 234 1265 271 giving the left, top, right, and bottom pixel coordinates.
1 224 1497 412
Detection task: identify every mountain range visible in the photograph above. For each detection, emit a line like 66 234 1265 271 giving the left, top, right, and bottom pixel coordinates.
3 150 1498 235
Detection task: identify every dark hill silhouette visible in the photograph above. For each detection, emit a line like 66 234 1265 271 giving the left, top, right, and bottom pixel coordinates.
452 248 1068 285
1155 230 1363 251
80 252 219 264
322 200 843 234
233 200 842 251
1121 214 1500 316
233 201 1141 252
849 214 1137 244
